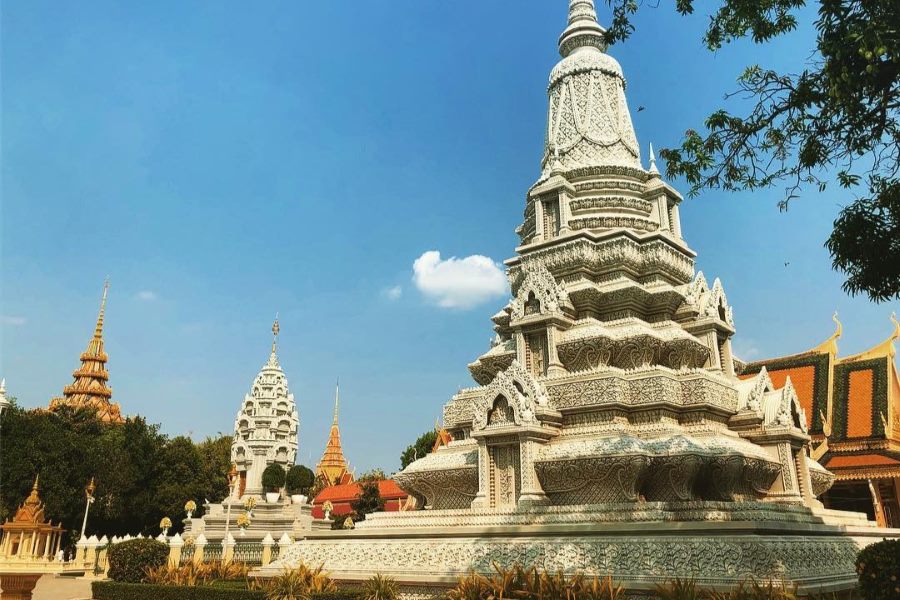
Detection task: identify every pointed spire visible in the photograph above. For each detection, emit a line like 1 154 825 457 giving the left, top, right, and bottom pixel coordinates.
95 278 109 338
48 280 123 423
559 0 607 57
32 474 39 492
333 380 340 425
648 143 660 175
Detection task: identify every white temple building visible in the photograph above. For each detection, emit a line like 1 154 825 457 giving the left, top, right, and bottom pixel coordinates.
231 318 299 498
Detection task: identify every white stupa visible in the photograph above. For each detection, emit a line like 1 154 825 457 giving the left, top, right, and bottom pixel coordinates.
231 317 299 498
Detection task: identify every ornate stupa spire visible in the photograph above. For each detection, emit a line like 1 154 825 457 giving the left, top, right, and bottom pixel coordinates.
541 0 640 177
316 381 351 486
48 280 124 423
231 318 299 497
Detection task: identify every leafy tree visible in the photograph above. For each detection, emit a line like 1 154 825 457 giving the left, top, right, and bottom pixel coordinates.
356 468 387 482
261 463 286 492
195 434 233 505
399 430 437 470
603 0 900 301
350 481 384 521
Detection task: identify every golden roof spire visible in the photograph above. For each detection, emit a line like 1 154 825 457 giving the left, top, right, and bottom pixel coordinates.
316 380 350 486
48 281 124 423
839 312 900 363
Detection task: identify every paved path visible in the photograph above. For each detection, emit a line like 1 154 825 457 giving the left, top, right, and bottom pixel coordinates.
31 575 93 600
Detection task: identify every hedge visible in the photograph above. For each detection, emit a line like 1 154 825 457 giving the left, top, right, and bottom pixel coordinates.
93 581 264 600
106 539 169 583
856 538 900 600
92 581 363 600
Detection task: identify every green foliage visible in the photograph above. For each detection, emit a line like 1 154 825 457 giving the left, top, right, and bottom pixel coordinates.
356 469 387 482
285 465 315 495
0 404 233 548
106 538 169 583
361 574 398 600
262 464 287 492
445 564 625 600
856 539 900 600
350 481 384 521
93 581 265 600
400 430 437 470
261 564 336 599
604 0 900 301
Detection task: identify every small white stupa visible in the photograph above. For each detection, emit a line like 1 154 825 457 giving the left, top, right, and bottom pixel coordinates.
231 317 300 498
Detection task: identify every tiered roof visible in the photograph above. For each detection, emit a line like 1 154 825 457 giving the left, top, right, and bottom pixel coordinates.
1 476 64 534
739 314 900 481
48 281 124 423
316 383 351 486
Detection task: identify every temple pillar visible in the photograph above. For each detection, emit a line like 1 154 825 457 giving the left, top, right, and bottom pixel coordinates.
721 338 735 377
193 535 207 565
470 440 491 509
546 326 565 376
558 190 571 234
533 199 544 241
516 437 550 507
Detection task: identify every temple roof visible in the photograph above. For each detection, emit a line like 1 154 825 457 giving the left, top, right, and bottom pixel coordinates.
313 480 407 505
316 383 351 486
48 281 124 424
740 314 900 452
2 476 64 532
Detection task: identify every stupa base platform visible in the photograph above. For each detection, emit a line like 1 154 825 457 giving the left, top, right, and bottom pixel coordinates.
188 499 313 543
257 502 899 596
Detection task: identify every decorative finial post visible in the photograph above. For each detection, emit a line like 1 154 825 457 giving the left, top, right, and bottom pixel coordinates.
333 380 340 425
648 143 660 175
272 313 280 353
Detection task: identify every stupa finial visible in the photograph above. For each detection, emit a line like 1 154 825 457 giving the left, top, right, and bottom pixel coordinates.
333 380 340 425
95 279 110 338
559 0 607 57
271 313 280 353
649 143 660 175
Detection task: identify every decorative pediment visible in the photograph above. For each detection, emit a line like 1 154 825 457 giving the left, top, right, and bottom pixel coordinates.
472 361 552 431
681 272 734 327
510 263 572 320
762 377 808 433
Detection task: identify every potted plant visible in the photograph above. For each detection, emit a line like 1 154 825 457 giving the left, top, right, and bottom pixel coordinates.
242 496 257 516
285 465 314 505
159 517 172 537
184 500 196 520
236 512 251 536
261 464 286 503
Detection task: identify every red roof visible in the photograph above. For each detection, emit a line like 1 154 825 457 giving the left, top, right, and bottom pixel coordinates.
313 479 407 504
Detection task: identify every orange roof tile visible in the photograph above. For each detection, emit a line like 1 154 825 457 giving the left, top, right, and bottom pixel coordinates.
825 454 900 468
313 479 408 504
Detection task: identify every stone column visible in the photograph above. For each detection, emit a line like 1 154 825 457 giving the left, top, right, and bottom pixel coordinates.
222 533 236 564
18 533 29 558
656 195 670 231
260 533 274 567
74 538 87 564
516 437 550 507
192 534 207 565
470 440 491 509
546 326 566 376
41 532 51 560
721 338 735 377
534 198 545 241
558 191 571 234
168 534 183 567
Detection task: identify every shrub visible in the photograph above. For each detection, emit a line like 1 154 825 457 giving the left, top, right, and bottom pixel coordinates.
92 581 264 600
361 574 398 600
445 564 624 600
106 538 169 583
262 464 287 492
285 465 315 495
262 564 336 599
856 539 900 600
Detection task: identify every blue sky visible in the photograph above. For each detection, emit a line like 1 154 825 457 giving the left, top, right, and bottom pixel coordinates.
2 1 897 473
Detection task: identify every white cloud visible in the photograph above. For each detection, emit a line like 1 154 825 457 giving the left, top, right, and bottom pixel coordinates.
382 285 403 301
136 290 158 301
1 315 26 326
412 250 507 309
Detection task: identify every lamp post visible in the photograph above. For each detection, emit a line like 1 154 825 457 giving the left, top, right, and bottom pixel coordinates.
79 478 96 540
223 464 238 542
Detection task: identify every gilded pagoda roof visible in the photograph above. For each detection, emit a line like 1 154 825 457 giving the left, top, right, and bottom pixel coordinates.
48 281 124 424
2 476 64 533
316 383 351 486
